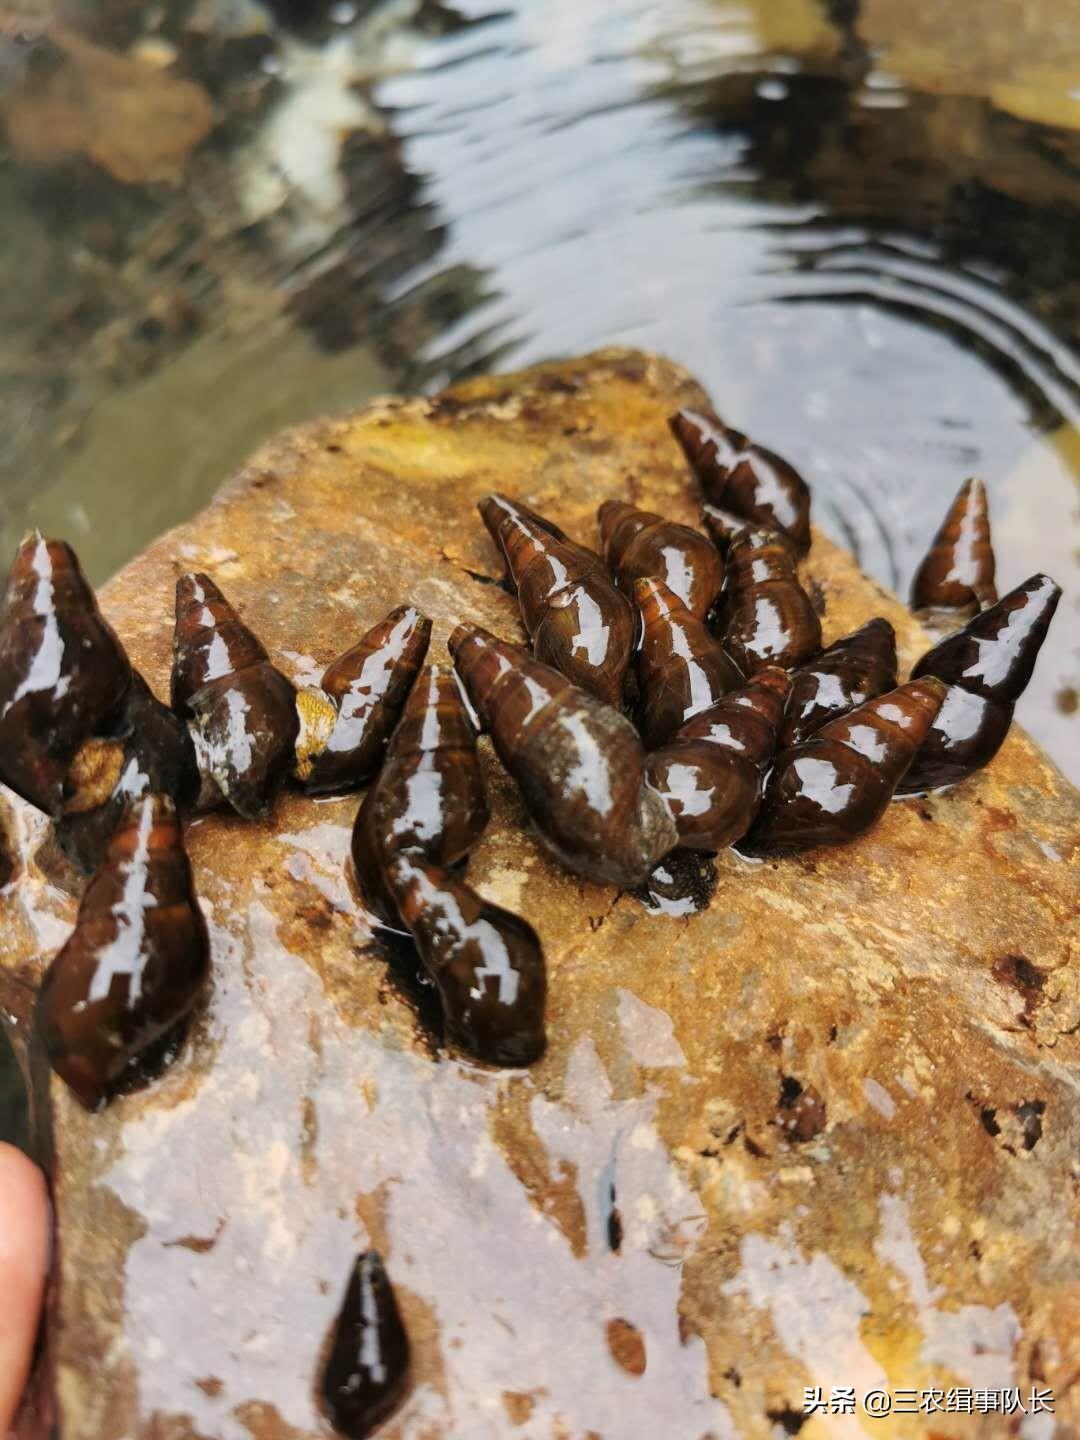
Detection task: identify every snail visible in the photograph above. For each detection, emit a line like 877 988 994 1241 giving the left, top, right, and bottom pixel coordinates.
669 409 812 554
294 605 432 795
450 622 678 887
352 665 490 926
172 572 299 819
56 671 199 874
910 476 997 623
779 617 897 750
384 851 547 1067
477 494 634 708
478 492 569 591
321 1251 410 1440
742 678 947 855
896 574 1061 794
35 794 210 1110
598 499 724 620
479 491 569 545
700 499 756 554
646 668 790 852
352 664 546 1066
632 576 743 747
0 532 132 815
716 529 822 676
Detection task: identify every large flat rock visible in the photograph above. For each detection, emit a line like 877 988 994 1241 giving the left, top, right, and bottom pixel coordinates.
2 349 1078 1439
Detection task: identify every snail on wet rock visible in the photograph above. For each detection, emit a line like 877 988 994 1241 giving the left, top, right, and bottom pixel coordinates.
669 408 812 554
478 492 634 708
714 528 821 676
450 621 679 888
632 575 743 747
897 574 1061 795
779 617 898 750
742 678 947 855
352 663 547 1067
36 793 210 1110
598 499 724 620
0 536 436 869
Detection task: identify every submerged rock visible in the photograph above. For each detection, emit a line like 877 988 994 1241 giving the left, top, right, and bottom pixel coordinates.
2 27 214 184
1 349 1078 1438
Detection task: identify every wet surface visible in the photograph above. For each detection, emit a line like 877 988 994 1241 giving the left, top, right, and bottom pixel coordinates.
2 350 1078 1437
0 0 1075 777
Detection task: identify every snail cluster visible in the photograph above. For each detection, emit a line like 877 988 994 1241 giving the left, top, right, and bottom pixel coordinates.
0 404 1062 1438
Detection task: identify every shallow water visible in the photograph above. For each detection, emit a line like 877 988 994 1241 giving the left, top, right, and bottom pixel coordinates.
0 0 1076 756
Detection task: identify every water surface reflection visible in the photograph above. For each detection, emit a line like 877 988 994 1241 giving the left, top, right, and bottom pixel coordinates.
0 0 1076 769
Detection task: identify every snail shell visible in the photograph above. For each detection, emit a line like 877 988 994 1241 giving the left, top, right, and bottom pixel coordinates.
633 576 743 747
295 605 431 795
717 529 822 675
479 491 569 547
598 499 724 620
701 500 753 554
56 670 199 874
897 573 1061 794
352 664 546 1065
351 663 489 928
0 533 131 814
35 794 210 1110
780 617 897 750
669 409 812 554
321 1252 410 1439
910 476 997 620
478 496 634 709
385 852 546 1067
646 668 790 851
743 678 947 855
450 622 678 887
172 573 298 819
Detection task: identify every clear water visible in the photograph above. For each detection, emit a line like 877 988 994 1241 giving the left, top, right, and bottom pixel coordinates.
1 0 1078 1142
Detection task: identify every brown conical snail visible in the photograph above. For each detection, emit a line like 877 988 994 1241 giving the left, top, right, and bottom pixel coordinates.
385 851 546 1067
910 476 997 623
632 576 742 747
478 496 634 708
294 605 431 795
670 409 812 554
646 668 790 851
779 618 897 750
320 1251 411 1439
36 794 210 1109
172 572 299 819
450 622 678 887
0 532 132 815
598 499 724 620
351 664 490 927
743 679 947 855
897 574 1061 794
716 529 821 676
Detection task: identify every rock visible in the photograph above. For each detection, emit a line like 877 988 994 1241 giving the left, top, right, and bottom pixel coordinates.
860 0 1080 130
2 348 1078 1438
2 27 214 184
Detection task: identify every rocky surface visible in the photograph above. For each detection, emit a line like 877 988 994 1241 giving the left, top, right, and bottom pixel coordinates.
2 348 1079 1439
